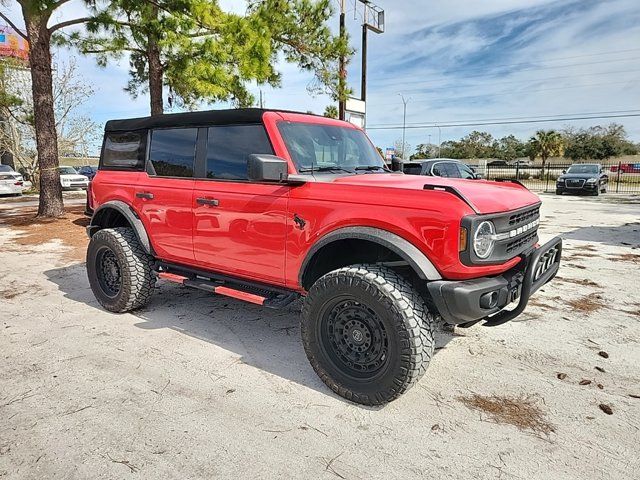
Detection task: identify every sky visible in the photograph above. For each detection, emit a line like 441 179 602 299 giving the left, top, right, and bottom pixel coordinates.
2 0 640 154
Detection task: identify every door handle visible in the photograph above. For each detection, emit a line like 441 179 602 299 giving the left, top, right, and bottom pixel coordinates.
196 197 219 207
136 192 154 200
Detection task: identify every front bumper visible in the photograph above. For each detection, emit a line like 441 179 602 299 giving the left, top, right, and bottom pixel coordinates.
557 182 598 193
428 236 562 327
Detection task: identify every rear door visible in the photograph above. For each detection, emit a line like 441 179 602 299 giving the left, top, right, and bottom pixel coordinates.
134 127 199 264
192 124 289 286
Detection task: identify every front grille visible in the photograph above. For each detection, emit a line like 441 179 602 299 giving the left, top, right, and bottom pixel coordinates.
506 231 537 254
566 179 585 188
508 206 539 226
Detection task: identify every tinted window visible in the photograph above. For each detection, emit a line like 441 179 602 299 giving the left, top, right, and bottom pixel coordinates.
59 167 78 175
102 132 145 169
403 163 424 175
457 163 476 179
206 125 273 180
149 128 197 178
567 164 599 174
432 162 459 178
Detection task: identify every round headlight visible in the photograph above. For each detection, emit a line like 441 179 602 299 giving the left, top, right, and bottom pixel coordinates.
474 221 495 259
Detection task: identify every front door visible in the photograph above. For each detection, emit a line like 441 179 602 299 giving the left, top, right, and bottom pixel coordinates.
192 124 289 286
134 128 198 264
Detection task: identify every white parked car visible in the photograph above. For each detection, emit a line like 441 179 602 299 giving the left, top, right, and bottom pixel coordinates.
59 166 89 190
0 165 31 196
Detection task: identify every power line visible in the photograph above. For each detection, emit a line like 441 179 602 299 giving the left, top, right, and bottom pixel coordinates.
366 113 640 131
369 110 640 128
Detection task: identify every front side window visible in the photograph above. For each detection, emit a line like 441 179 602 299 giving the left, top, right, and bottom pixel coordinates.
149 128 197 178
277 122 384 173
102 132 145 169
206 124 273 180
457 163 476 179
432 162 459 178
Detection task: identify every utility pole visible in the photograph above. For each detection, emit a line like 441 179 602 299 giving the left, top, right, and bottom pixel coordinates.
338 0 346 121
399 94 409 159
436 124 442 157
359 1 384 127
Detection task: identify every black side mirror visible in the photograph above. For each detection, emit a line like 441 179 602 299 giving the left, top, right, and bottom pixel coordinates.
391 156 403 172
562 169 566 174
247 154 290 182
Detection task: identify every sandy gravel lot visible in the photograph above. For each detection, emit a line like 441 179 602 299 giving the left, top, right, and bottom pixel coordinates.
1 194 639 479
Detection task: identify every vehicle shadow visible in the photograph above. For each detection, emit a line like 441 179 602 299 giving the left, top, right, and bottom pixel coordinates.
562 222 640 247
44 263 457 405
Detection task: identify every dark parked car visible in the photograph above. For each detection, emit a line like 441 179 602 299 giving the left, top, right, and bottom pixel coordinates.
77 165 98 180
556 164 608 196
402 158 479 179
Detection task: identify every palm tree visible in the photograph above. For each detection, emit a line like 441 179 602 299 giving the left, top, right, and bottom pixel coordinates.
529 130 564 167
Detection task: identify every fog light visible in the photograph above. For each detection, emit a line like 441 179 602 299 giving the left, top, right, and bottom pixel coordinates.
480 291 499 309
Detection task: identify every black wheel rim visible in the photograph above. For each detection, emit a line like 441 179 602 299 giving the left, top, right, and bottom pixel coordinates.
96 246 121 298
320 298 389 379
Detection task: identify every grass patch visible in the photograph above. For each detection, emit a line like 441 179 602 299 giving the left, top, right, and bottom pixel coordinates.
0 205 89 261
459 394 554 434
566 293 605 312
555 276 600 288
608 253 640 263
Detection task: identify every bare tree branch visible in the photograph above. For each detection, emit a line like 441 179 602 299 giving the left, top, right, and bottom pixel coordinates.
48 17 92 34
0 11 28 40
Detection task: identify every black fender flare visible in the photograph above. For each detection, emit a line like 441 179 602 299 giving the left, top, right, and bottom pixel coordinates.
87 200 153 255
299 226 442 286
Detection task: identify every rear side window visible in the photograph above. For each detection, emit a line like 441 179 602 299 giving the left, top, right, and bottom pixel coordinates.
102 132 146 169
148 128 198 178
206 124 273 180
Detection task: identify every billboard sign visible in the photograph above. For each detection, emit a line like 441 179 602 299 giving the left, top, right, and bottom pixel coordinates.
0 25 29 62
385 148 395 160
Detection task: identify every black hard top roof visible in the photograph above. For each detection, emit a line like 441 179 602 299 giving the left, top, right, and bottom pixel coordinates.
104 108 312 132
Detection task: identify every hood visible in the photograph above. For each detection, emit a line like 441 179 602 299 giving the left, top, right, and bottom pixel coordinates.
558 173 598 180
61 174 88 181
331 174 540 214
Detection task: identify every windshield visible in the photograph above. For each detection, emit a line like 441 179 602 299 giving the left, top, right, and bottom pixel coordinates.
277 122 385 174
0 165 14 173
59 167 78 175
567 164 599 174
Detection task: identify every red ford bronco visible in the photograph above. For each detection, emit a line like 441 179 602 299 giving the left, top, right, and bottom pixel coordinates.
86 109 562 405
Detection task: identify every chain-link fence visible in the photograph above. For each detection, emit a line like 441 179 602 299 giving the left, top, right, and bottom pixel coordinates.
472 161 640 193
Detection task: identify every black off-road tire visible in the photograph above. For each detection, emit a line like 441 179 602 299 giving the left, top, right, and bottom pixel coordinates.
87 227 156 313
301 264 434 406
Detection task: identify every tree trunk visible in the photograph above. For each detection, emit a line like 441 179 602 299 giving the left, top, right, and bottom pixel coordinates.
24 10 64 217
148 42 164 115
147 3 163 116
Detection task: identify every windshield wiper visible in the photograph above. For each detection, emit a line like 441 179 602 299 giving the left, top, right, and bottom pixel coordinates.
354 165 389 172
298 166 355 174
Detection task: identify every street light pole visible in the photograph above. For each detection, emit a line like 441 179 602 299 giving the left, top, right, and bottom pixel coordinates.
399 94 409 158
